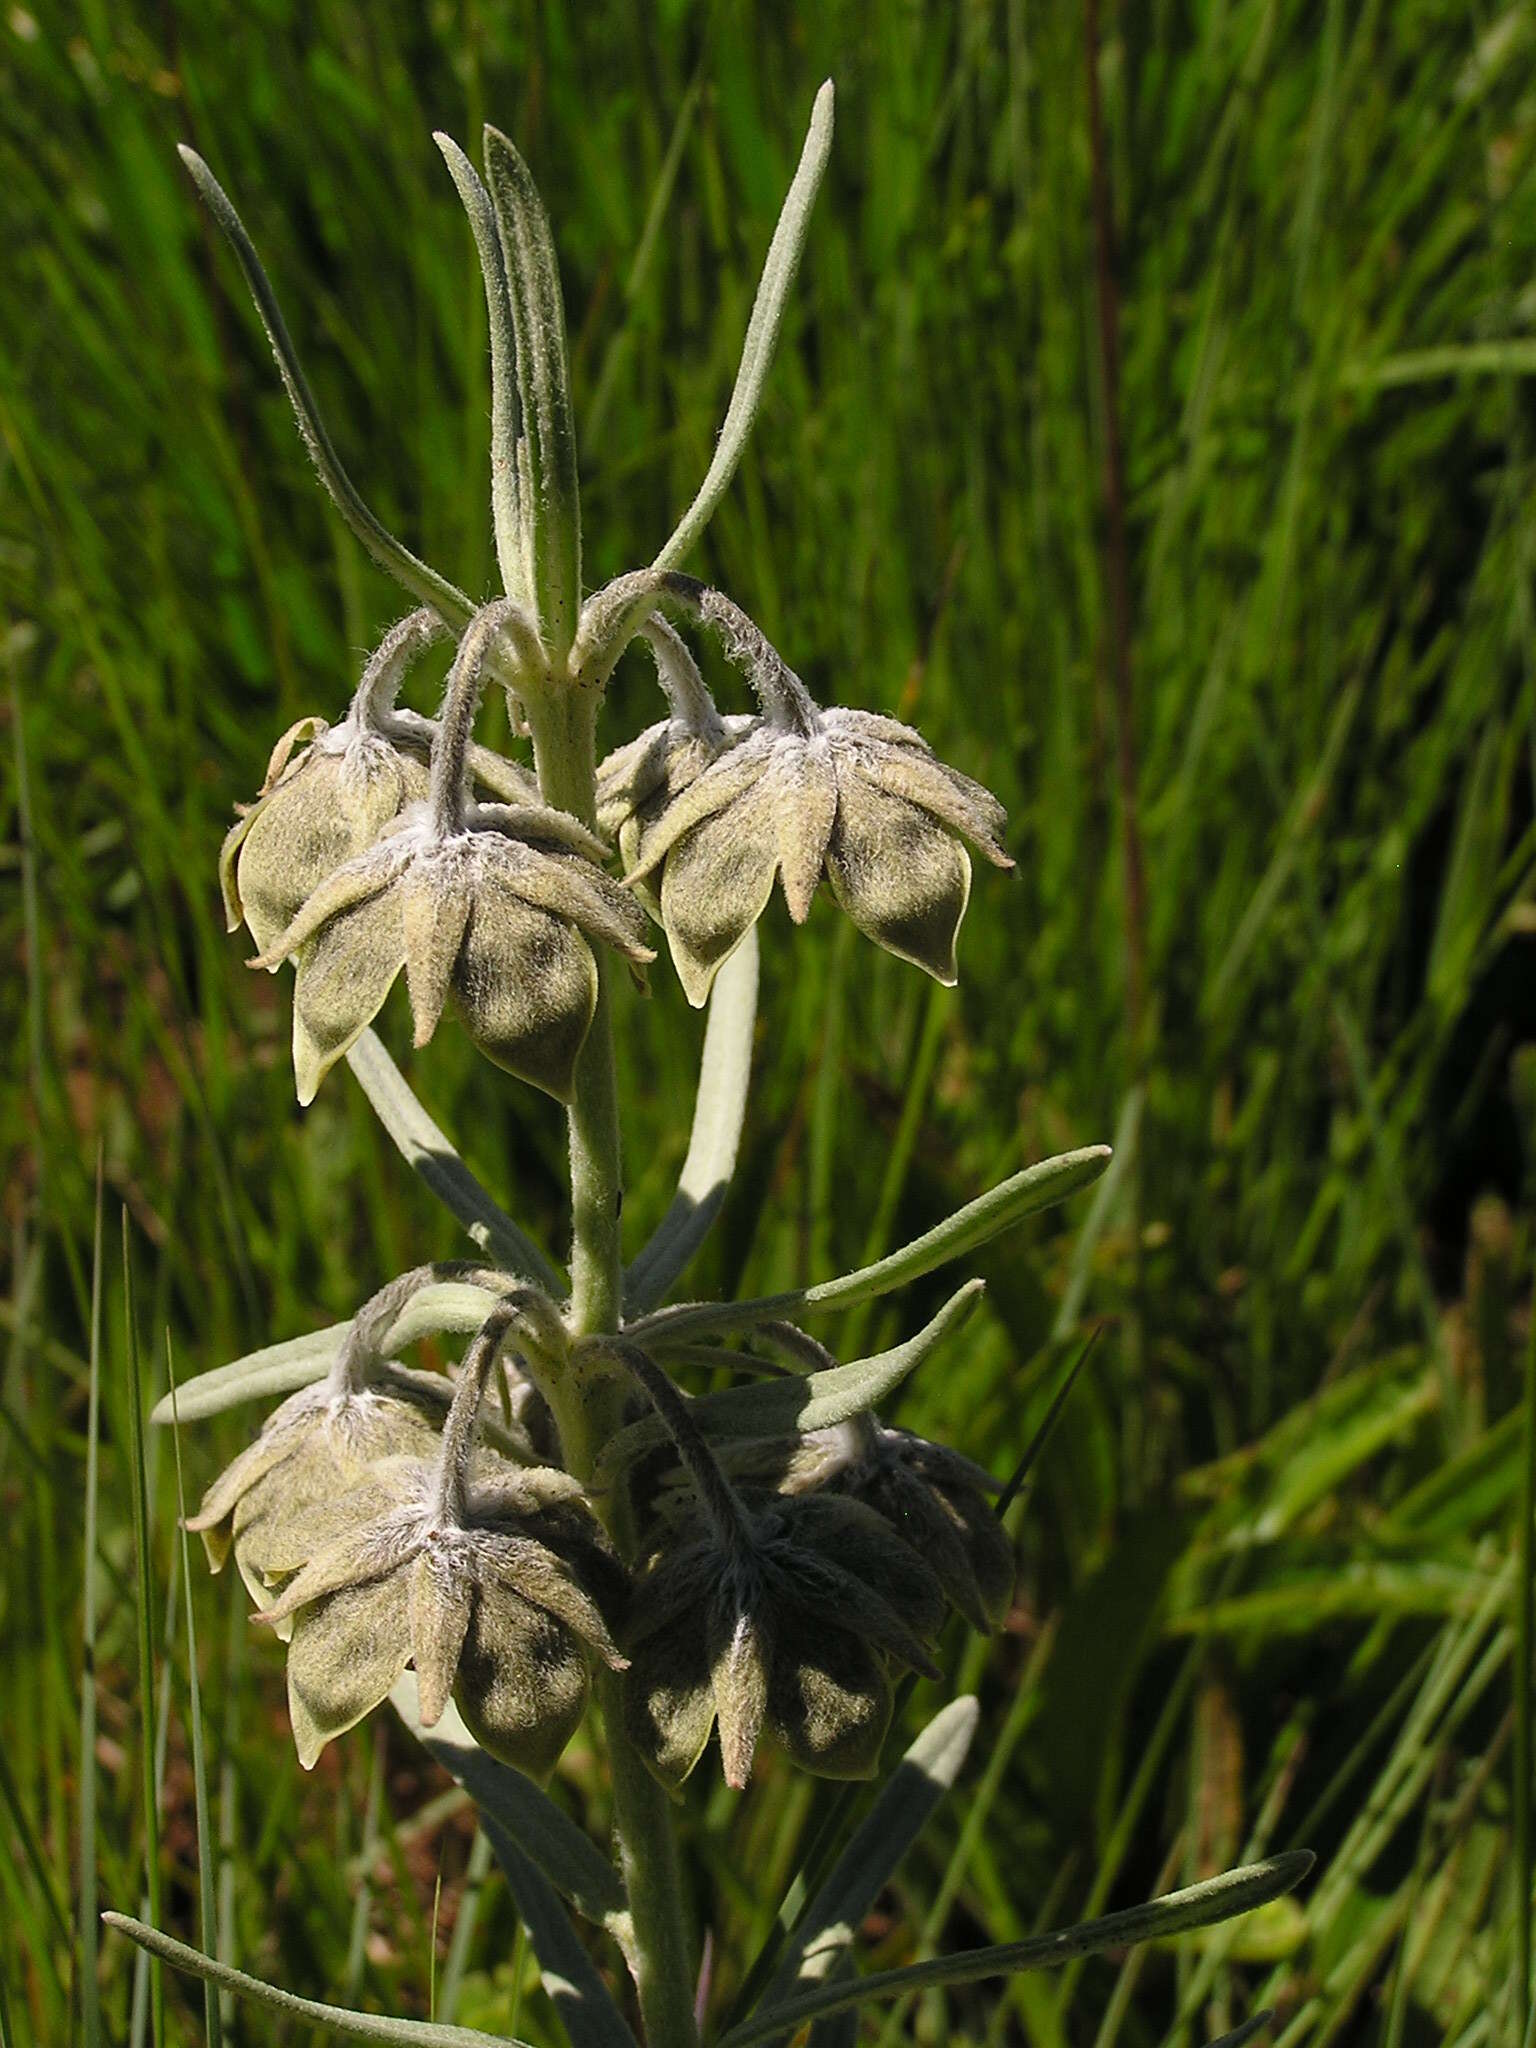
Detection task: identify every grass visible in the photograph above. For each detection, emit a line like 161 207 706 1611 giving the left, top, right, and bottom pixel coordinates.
2 0 1535 2041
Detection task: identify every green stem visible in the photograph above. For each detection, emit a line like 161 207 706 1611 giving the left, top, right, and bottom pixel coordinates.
524 679 699 2048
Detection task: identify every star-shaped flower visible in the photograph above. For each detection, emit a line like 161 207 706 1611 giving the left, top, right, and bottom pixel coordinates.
254 602 653 1102
607 583 1013 1004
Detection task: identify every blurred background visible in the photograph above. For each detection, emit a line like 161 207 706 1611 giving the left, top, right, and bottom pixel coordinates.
4 1 1535 2041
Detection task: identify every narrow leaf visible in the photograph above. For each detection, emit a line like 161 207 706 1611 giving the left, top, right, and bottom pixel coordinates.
433 136 526 605
121 1214 164 2048
763 1698 980 2011
390 1679 633 1946
625 929 759 1312
165 1339 223 2048
653 83 834 572
483 127 581 657
177 150 480 631
716 1854 1314 2047
347 1031 562 1292
604 1282 983 1480
626 1145 1111 1346
148 1282 500 1424
102 1915 527 2046
76 1164 104 2048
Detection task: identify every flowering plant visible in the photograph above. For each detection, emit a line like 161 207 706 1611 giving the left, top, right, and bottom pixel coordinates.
105 83 1309 2047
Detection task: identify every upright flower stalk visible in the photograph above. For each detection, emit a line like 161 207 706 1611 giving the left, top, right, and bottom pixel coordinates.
114 80 1316 2048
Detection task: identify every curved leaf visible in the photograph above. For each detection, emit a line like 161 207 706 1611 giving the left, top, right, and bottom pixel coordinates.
716 1853 1314 2047
652 83 834 573
625 1145 1111 1347
102 1914 525 2046
483 127 581 657
148 1283 500 1424
176 150 479 632
601 1282 983 1481
432 136 526 606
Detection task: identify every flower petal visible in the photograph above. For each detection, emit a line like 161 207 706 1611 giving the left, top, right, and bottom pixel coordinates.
451 878 598 1101
409 1547 474 1727
766 1624 891 1780
401 855 473 1048
290 885 407 1105
825 777 972 984
709 1604 768 1790
658 794 779 1006
624 1611 716 1792
285 1568 413 1769
454 1583 589 1779
772 737 836 923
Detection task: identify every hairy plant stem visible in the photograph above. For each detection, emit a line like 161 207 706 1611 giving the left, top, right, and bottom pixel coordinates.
524 674 700 2048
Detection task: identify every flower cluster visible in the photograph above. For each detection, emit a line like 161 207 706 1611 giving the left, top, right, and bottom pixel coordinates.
193 1276 1015 1785
194 103 1021 1799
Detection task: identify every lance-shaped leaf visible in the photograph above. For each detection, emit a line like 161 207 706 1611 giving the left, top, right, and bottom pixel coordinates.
601 1282 982 1482
483 127 581 660
177 150 480 634
390 1677 632 1947
715 1853 1314 2047
149 1282 500 1424
624 928 758 1313
760 1696 979 2017
347 1029 562 1291
654 83 833 574
624 1145 1111 1347
102 1914 526 2046
434 135 526 607
579 84 836 681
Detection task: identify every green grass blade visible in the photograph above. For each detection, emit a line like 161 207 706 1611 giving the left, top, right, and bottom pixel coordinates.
101 1915 532 2046
75 1161 103 2048
718 1853 1314 2047
625 1145 1112 1344
438 1830 495 2026
165 1334 224 2048
121 1212 163 2048
1208 2015 1277 2048
1516 1256 1536 2044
